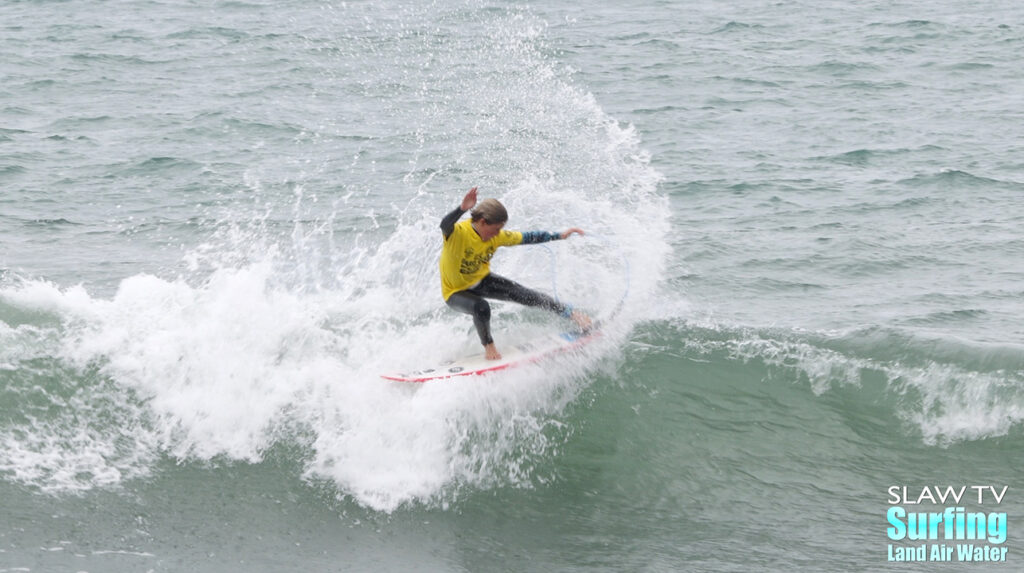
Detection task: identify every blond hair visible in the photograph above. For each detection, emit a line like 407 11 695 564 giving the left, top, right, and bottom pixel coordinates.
471 198 508 224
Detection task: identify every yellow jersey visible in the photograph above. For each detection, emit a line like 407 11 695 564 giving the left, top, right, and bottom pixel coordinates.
440 219 523 300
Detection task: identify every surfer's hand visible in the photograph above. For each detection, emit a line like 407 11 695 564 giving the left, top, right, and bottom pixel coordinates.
560 228 584 239
461 187 478 211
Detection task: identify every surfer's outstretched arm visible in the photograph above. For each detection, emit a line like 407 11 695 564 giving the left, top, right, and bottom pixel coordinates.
519 227 585 244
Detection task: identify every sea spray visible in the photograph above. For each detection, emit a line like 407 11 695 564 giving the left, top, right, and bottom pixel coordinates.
0 3 668 512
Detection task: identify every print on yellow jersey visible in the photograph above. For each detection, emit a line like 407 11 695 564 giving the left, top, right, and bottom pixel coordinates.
440 219 523 300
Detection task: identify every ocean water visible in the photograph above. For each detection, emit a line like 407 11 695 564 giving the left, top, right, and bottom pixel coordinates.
2 0 1023 571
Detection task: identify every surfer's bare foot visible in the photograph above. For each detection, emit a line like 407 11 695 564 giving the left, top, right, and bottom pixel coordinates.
484 343 502 360
570 310 593 332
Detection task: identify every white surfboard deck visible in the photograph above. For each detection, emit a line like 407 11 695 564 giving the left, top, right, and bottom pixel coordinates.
381 328 599 383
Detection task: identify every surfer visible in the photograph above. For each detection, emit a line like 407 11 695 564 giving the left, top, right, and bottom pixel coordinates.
440 187 592 360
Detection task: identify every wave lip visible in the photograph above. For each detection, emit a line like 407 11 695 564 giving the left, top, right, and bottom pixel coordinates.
656 320 1024 448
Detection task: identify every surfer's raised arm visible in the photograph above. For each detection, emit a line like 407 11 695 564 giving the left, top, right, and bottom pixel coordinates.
440 187 478 239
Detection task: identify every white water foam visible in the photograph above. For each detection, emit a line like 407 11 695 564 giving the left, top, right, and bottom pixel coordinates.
0 223 651 510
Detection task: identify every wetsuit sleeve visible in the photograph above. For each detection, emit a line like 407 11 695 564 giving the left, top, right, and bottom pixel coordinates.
440 207 466 240
520 230 561 244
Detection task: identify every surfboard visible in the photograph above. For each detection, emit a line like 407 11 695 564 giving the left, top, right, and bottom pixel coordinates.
380 328 599 383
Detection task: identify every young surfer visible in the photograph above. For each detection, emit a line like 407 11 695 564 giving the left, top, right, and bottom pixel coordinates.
440 187 592 360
